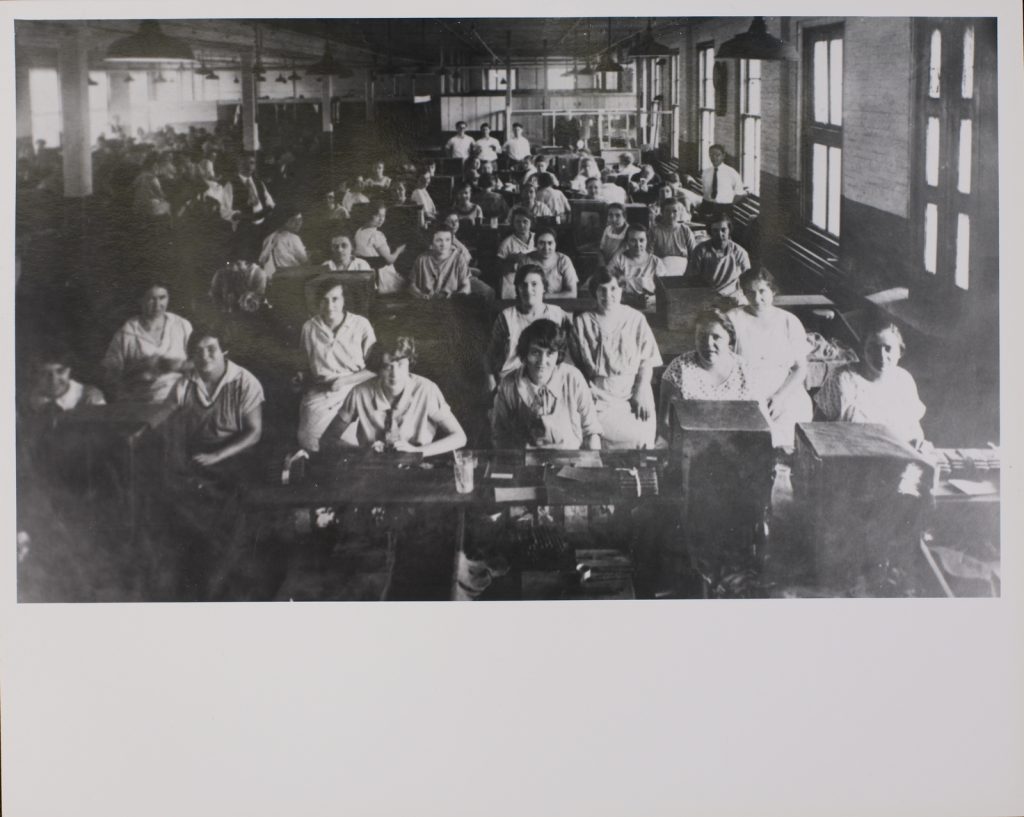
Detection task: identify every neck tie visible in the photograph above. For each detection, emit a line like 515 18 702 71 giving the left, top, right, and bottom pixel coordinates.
711 167 719 201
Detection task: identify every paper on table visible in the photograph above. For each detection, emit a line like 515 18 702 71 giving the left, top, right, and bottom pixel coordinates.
947 478 999 496
555 465 609 483
494 486 542 502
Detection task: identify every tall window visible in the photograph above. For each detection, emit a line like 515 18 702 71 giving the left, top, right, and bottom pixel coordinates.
738 58 762 195
803 25 843 237
697 42 715 171
29 68 61 148
917 20 985 291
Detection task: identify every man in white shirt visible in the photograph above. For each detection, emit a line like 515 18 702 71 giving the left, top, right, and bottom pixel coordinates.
445 121 475 160
700 144 748 218
475 123 502 162
504 122 531 164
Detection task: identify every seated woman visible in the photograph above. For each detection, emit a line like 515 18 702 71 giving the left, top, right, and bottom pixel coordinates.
597 203 630 267
257 209 309 275
571 269 663 449
485 264 571 392
102 282 193 402
409 224 472 300
450 182 484 227
361 160 392 193
814 315 927 446
648 199 697 275
606 224 665 310
22 345 105 417
514 180 555 222
353 202 407 294
493 319 601 450
168 327 264 469
324 335 467 456
658 307 757 439
497 207 536 276
322 234 372 272
728 268 813 449
297 280 377 452
409 172 437 224
570 157 602 194
505 228 577 300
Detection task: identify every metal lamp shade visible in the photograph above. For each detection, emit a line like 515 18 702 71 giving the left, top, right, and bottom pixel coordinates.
715 17 798 61
106 21 197 64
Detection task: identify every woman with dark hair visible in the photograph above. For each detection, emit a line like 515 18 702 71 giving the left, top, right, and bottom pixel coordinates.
497 206 536 277
324 335 467 456
515 228 578 299
485 264 571 392
815 314 927 446
492 319 601 450
257 209 308 275
571 269 662 449
658 307 757 438
102 282 193 402
22 345 105 415
297 280 376 452
353 201 407 294
728 267 812 448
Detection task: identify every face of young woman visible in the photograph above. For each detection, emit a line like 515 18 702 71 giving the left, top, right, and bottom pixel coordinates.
697 321 732 365
607 209 626 229
524 344 558 386
594 279 623 313
443 215 461 234
431 231 453 256
743 280 775 314
863 328 903 375
37 363 71 399
516 273 545 308
319 286 345 325
535 234 556 258
191 336 227 380
660 202 680 225
379 354 411 395
512 215 531 237
455 187 471 206
141 287 169 320
371 208 386 228
330 237 353 264
586 180 600 198
626 231 647 257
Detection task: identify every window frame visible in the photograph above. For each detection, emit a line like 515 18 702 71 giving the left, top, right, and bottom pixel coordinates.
738 57 762 196
801 23 844 239
697 41 715 172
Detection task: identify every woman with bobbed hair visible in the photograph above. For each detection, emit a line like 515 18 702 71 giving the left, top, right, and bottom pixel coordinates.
492 319 601 450
102 281 193 402
658 307 758 439
728 267 813 448
570 268 663 449
323 334 467 456
814 314 927 446
485 264 571 392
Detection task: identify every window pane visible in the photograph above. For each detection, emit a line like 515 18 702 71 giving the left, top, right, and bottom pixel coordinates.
924 203 938 273
829 38 843 125
929 29 942 98
962 25 974 99
958 119 973 194
739 60 748 111
955 213 970 289
812 143 827 229
814 40 829 123
828 146 842 235
705 50 715 108
750 73 761 116
752 118 761 195
926 116 940 187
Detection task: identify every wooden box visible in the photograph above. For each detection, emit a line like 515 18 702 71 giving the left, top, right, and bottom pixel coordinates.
656 282 719 335
793 422 935 588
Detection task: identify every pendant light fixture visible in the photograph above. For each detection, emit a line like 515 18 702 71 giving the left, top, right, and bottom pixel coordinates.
627 19 675 60
595 18 624 74
715 17 798 61
306 24 354 79
106 20 197 64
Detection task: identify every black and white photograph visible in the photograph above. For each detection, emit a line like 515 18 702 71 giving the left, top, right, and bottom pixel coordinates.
3 5 1023 817
11 14 1003 602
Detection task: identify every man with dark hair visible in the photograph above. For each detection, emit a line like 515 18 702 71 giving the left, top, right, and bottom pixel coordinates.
699 143 748 219
503 122 531 163
445 121 474 160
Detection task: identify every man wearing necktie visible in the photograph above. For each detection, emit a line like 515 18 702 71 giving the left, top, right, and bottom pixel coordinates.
699 144 748 221
224 152 276 261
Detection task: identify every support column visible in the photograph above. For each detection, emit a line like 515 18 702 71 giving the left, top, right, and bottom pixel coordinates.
109 70 132 136
504 32 513 139
16 53 32 144
365 74 375 123
320 74 333 132
240 52 259 152
58 29 92 197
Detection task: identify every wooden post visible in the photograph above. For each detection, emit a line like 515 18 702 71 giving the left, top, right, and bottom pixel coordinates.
240 51 259 152
58 28 92 197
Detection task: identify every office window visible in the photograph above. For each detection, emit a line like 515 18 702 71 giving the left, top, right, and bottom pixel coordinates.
915 20 987 291
697 42 715 171
803 25 843 237
739 58 761 195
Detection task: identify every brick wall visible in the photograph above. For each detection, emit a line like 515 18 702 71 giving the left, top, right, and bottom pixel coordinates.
841 18 913 217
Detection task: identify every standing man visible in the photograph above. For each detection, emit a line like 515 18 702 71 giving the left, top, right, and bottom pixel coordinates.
687 212 751 302
223 152 276 260
503 122 531 165
445 121 475 160
699 144 748 219
475 123 502 162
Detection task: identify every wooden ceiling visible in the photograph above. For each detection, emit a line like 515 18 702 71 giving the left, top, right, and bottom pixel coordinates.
16 17 697 69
